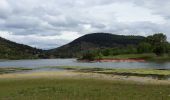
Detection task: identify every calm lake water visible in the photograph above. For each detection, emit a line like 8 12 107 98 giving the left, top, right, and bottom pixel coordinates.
0 59 170 69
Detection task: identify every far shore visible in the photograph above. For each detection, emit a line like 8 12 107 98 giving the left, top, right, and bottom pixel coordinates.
78 58 145 62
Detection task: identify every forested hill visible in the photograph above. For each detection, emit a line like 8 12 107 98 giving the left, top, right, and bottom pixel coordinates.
49 33 145 58
0 37 42 59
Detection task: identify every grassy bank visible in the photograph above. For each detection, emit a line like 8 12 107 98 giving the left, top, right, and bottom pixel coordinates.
102 53 155 59
102 53 170 62
46 66 170 79
94 69 170 80
0 73 170 100
47 66 170 76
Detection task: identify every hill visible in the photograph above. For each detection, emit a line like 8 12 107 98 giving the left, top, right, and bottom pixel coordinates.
49 33 145 58
0 37 42 59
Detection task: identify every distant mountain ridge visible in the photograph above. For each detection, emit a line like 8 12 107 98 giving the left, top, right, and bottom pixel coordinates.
0 37 42 59
49 33 145 58
0 33 146 59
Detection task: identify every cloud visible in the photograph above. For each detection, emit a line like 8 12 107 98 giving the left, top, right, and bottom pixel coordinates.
0 0 12 18
0 0 170 49
0 31 81 49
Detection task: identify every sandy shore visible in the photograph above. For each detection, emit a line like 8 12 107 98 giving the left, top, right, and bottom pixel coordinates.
0 70 170 85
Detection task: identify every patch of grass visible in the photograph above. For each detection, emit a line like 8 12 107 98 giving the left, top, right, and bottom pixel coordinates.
102 53 156 59
0 78 170 100
95 69 170 80
148 55 170 62
102 53 170 62
45 66 170 76
96 69 170 76
44 66 170 79
0 67 32 74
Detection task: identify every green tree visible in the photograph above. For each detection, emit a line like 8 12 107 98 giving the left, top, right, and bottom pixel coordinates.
126 45 137 54
96 52 103 60
146 33 167 45
81 51 96 61
102 49 112 56
146 33 168 56
137 42 152 53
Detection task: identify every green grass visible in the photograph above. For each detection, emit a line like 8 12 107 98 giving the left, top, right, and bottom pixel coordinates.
1 67 170 99
102 53 156 59
94 69 170 80
148 55 170 62
46 66 170 76
0 78 170 100
95 69 170 76
44 66 170 80
102 53 170 62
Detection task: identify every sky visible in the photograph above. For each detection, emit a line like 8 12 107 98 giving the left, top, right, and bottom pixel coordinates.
0 0 170 49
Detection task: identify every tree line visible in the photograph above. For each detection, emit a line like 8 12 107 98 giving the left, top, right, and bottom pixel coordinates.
80 33 170 60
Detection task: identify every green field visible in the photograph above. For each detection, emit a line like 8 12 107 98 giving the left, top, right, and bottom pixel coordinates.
1 67 170 100
0 77 170 100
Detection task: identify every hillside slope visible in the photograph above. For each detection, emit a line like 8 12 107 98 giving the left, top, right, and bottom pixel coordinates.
49 33 145 58
0 37 42 59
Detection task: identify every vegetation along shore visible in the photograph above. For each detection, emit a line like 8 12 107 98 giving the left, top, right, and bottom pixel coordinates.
0 67 170 100
1 33 170 61
79 33 170 62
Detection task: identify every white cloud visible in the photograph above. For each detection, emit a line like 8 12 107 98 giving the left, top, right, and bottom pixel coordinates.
0 0 12 18
0 0 170 49
0 31 81 49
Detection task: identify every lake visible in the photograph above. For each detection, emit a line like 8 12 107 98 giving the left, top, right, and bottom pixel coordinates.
0 59 170 69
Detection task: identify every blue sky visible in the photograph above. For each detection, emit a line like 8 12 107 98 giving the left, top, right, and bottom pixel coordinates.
0 0 170 49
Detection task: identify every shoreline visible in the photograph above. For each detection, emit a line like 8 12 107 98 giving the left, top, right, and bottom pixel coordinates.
78 58 145 62
0 70 170 85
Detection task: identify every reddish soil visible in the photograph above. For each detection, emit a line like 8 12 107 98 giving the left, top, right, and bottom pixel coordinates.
96 58 145 62
78 58 145 62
